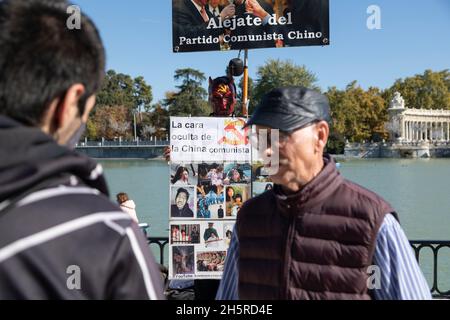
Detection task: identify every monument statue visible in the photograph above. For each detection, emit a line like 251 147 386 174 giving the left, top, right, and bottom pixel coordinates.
389 92 405 109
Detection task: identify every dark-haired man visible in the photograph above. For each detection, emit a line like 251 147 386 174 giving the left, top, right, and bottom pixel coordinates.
0 0 164 300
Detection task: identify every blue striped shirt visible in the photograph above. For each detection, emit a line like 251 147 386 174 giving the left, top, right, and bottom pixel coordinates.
216 214 432 300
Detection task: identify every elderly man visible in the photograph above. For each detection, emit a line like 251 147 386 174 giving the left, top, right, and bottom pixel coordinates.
217 87 431 300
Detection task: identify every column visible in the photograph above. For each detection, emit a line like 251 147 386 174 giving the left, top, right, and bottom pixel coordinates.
447 122 449 142
425 122 428 141
419 122 423 141
441 122 444 141
409 121 412 141
410 121 413 141
430 122 433 141
401 119 405 140
414 122 418 141
417 122 420 141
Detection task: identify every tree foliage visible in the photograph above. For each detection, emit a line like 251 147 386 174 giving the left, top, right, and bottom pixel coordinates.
87 105 132 140
251 59 318 113
87 70 153 139
326 82 388 153
383 69 450 110
163 68 210 116
138 103 170 140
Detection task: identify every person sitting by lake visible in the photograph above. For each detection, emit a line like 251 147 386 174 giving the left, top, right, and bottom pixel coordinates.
116 192 139 223
171 188 194 218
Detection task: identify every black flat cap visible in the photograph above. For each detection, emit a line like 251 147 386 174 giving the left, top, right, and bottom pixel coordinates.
245 87 331 132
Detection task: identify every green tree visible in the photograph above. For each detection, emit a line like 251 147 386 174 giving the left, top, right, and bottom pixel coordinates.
88 105 132 140
96 70 135 110
252 59 319 113
138 103 170 140
133 76 153 112
383 69 450 110
90 70 153 139
325 82 388 153
164 68 209 116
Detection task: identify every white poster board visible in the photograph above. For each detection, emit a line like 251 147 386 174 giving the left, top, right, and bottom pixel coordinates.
168 117 271 280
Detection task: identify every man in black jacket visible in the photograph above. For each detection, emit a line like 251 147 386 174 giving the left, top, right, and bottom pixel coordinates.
0 0 164 299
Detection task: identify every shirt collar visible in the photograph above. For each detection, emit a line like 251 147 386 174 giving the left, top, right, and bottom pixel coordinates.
208 4 219 14
191 0 204 13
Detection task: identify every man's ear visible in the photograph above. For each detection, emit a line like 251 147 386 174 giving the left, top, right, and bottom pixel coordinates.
54 84 86 129
315 121 329 152
40 84 86 135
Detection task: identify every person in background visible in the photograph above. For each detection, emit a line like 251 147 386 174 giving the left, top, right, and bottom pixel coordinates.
117 192 139 223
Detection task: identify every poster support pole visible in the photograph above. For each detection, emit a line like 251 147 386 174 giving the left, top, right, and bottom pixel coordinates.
242 49 249 117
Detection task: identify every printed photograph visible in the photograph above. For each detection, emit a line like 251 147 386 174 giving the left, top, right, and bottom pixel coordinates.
252 182 274 197
223 223 235 248
196 184 225 219
170 186 196 218
170 224 201 244
252 163 273 182
198 163 225 186
201 221 223 248
170 163 198 186
223 163 251 185
196 251 227 273
172 246 195 277
225 185 250 217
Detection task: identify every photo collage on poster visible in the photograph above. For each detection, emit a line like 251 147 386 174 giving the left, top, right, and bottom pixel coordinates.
252 161 274 197
169 162 252 280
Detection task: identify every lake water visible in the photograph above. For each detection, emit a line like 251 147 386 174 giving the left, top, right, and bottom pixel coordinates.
100 158 450 293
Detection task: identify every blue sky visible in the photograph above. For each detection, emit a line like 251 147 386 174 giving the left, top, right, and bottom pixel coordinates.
75 0 450 103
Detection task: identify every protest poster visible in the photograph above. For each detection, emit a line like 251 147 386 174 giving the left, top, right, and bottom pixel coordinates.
170 117 251 163
168 116 276 279
169 117 253 280
172 0 329 53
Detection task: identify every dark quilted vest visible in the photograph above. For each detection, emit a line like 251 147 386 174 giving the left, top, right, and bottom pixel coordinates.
237 155 396 300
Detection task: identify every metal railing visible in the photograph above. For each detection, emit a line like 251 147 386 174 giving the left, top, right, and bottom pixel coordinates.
147 237 450 299
76 139 170 147
410 240 450 298
147 237 170 265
